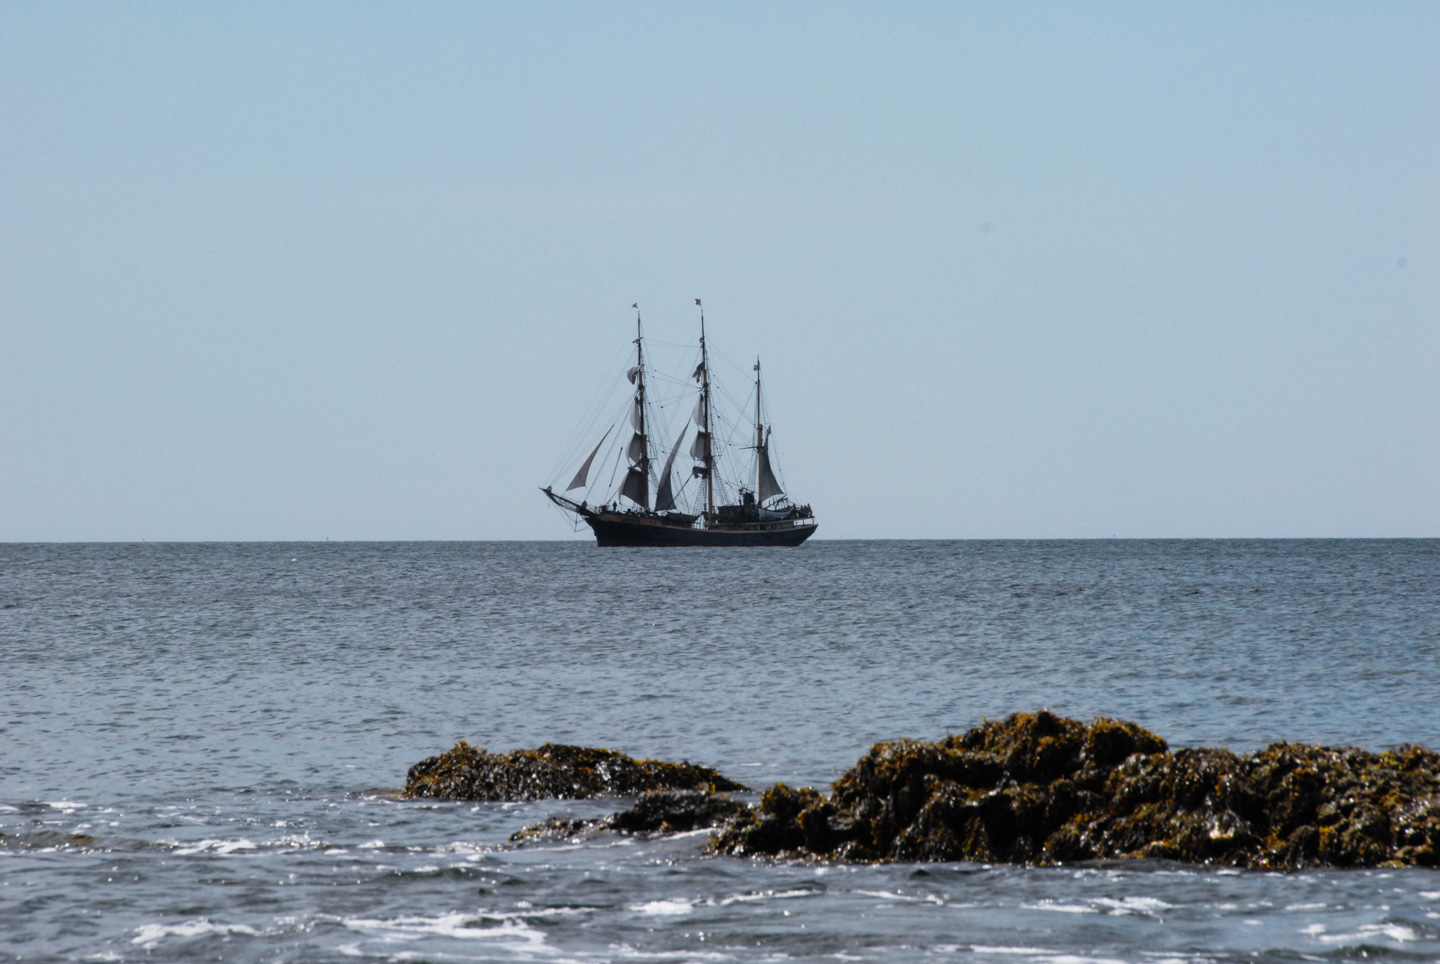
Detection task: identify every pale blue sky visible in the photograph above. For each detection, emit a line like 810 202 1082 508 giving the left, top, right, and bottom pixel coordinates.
2 3 1436 539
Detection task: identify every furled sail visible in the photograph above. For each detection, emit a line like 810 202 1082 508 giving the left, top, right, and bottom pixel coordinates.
757 442 784 503
566 428 611 491
619 466 649 508
627 365 641 384
627 432 646 463
654 425 688 511
689 431 710 460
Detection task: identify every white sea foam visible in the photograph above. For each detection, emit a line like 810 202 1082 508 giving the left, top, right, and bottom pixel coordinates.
342 911 552 952
1317 923 1418 944
132 918 259 948
719 888 821 905
271 834 323 850
172 838 259 855
437 840 491 854
1020 901 1097 914
44 800 86 813
854 889 944 904
630 898 693 915
1091 896 1171 915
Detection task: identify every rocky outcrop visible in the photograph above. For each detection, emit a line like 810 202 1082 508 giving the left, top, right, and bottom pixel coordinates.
711 712 1440 869
404 741 746 801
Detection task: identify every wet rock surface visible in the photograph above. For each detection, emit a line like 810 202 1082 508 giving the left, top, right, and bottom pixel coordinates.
513 790 750 843
711 712 1440 869
404 741 746 801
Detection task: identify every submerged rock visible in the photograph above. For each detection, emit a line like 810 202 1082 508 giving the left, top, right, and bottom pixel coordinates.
606 789 751 834
404 741 746 801
710 712 1440 869
513 790 750 842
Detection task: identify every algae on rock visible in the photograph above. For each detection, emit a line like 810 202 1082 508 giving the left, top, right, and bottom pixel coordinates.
404 741 746 801
710 712 1440 869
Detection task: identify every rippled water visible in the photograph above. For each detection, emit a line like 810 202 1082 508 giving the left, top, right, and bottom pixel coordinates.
3 540 1438 962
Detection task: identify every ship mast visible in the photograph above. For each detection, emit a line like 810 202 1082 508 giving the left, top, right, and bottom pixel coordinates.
635 308 650 484
699 305 715 520
754 357 763 499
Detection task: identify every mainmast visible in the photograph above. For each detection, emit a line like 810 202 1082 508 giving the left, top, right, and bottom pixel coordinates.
637 309 651 481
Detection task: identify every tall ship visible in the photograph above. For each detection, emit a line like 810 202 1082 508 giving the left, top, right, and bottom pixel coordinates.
543 303 817 547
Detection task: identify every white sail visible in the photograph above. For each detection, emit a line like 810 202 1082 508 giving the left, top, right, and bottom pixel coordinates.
690 431 710 460
619 466 648 508
654 425 688 511
630 398 643 431
566 428 611 491
627 365 641 384
627 432 646 463
692 396 705 426
758 443 784 503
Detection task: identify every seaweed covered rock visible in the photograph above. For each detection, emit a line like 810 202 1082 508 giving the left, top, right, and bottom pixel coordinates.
607 790 750 834
513 790 750 842
711 712 1440 869
404 741 746 801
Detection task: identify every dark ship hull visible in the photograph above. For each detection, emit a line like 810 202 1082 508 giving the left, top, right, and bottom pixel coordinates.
585 511 817 547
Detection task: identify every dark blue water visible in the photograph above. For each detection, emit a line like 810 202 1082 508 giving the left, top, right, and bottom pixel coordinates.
3 540 1438 962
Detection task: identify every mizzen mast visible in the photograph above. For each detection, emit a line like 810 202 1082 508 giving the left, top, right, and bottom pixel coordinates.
754 355 784 506
754 357 764 499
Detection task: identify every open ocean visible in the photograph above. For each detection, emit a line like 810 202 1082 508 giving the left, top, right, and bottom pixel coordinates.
3 539 1439 963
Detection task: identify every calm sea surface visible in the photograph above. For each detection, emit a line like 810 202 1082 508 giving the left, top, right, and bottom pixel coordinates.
3 540 1439 962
